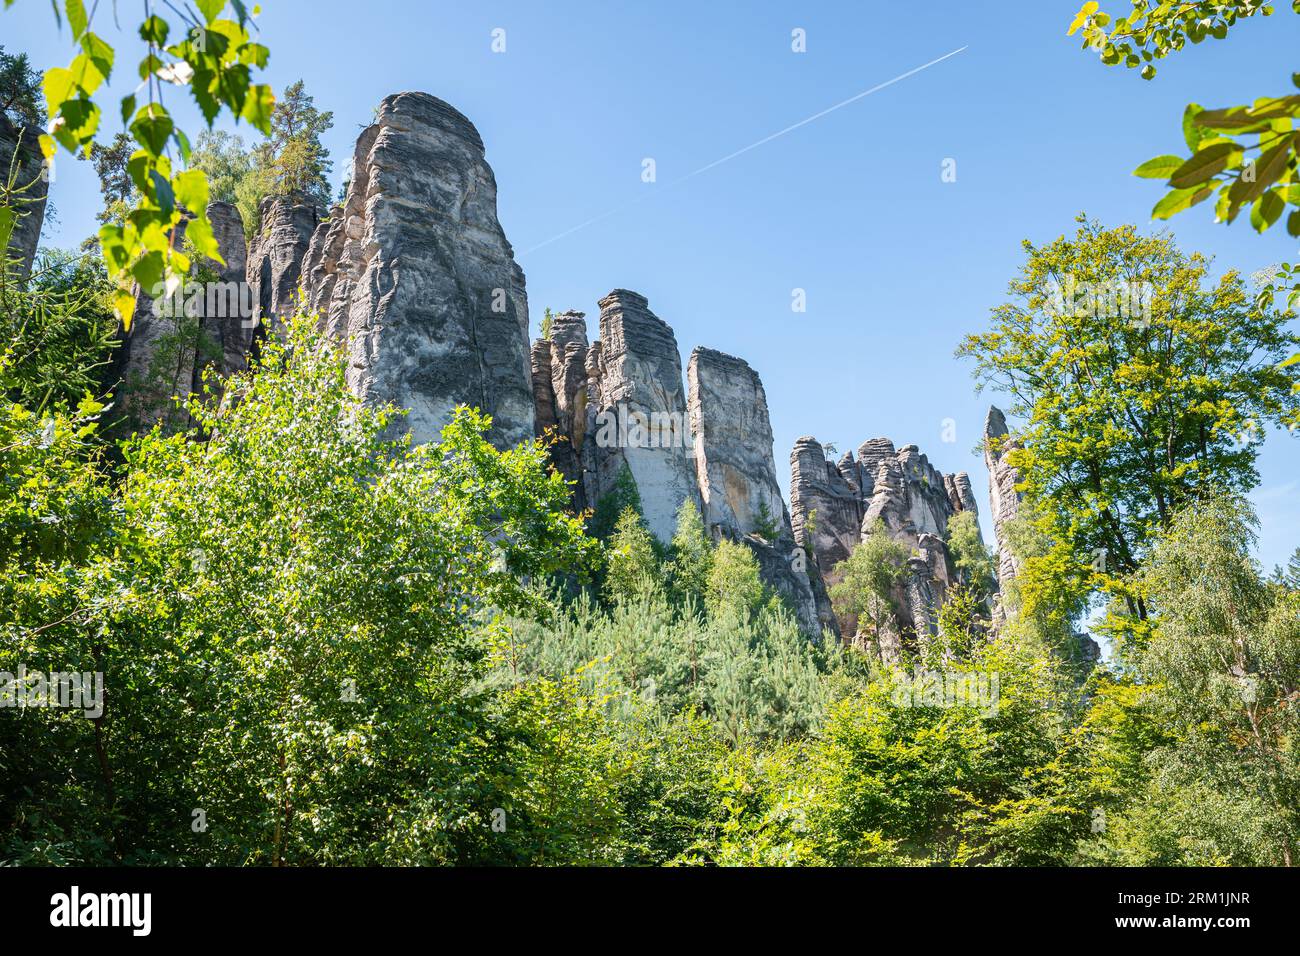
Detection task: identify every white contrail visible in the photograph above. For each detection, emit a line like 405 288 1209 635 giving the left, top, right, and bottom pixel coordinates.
520 46 968 257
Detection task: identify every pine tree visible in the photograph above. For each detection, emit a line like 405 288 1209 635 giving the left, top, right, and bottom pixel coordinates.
605 507 662 604
589 462 642 540
1282 547 1300 590
268 80 334 207
668 499 713 603
0 46 43 128
753 501 780 541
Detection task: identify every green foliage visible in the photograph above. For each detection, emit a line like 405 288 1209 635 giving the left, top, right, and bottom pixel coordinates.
1068 2 1281 82
88 131 133 226
262 79 333 208
1278 545 1300 588
0 44 44 127
667 498 713 603
504 588 841 746
959 217 1300 633
1068 2 1300 313
1 311 598 864
5 0 276 331
0 247 116 412
1134 492 1300 863
945 509 996 599
752 500 780 541
588 461 642 540
188 128 255 227
829 518 909 645
705 539 767 622
604 507 662 604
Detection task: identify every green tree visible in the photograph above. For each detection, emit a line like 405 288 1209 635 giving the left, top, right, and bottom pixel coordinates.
1278 545 1300 588
588 462 642 540
1 312 597 865
188 129 253 206
753 500 780 541
264 79 333 208
1135 493 1300 864
605 507 662 604
667 498 713 603
828 519 909 653
0 247 116 411
5 0 277 331
705 539 766 622
87 131 133 226
945 509 996 599
959 217 1300 628
0 44 43 127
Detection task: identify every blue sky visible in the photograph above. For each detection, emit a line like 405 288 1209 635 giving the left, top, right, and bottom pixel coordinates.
10 0 1300 572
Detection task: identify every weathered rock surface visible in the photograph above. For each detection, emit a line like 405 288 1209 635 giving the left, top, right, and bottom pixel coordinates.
789 436 866 573
583 290 700 542
0 113 48 280
198 201 253 380
687 348 788 539
688 346 826 637
115 217 195 432
534 310 589 503
303 92 533 450
789 432 984 657
984 406 1023 605
113 203 249 431
247 192 319 334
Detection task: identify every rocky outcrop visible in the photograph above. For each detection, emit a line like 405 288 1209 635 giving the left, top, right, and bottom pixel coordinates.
0 113 48 280
789 433 983 658
789 437 866 573
984 406 1023 617
687 347 826 637
580 290 700 542
114 203 250 431
688 348 787 539
303 91 533 450
527 302 836 638
197 201 253 381
247 193 319 334
530 310 589 504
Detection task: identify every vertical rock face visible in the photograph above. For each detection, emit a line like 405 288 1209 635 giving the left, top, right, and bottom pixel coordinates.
789 432 984 657
0 114 48 280
687 347 787 539
586 290 699 541
198 201 252 380
984 406 1023 593
547 311 590 499
304 92 533 450
247 193 319 334
789 437 866 573
687 347 827 637
116 218 195 432
114 203 250 431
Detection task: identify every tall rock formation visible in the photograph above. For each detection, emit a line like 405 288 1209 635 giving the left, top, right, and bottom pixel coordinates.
0 113 48 280
687 347 830 637
303 91 533 450
247 192 319 335
687 348 786 538
789 434 982 658
983 406 1023 596
113 203 250 432
530 310 589 504
198 201 253 380
789 437 866 573
582 290 700 542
